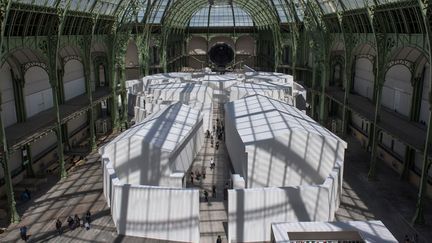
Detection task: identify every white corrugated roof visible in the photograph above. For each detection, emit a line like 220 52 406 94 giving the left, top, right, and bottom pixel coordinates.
226 94 344 145
108 102 201 152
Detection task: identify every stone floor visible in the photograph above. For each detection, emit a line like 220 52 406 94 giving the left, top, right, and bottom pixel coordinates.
0 124 431 243
186 102 231 243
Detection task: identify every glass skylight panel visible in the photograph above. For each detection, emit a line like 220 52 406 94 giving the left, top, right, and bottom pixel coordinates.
272 0 289 23
342 0 368 10
189 6 210 27
233 6 253 27
317 0 338 14
149 0 169 24
209 4 234 27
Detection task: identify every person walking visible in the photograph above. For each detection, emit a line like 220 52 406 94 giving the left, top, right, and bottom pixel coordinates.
210 158 215 170
216 235 222 243
74 214 81 229
67 216 74 230
204 190 209 202
19 226 28 241
55 219 63 235
202 167 206 179
190 172 194 184
212 185 217 198
85 211 91 224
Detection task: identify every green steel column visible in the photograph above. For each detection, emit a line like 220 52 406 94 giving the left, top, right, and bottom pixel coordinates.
319 61 329 125
410 77 423 122
119 66 128 130
0 93 20 223
368 82 383 180
108 34 120 131
52 84 67 179
84 43 96 151
12 77 26 122
412 101 432 224
22 144 34 177
401 146 414 180
412 0 432 225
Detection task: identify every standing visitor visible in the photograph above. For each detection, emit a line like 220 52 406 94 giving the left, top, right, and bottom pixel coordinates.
55 219 62 235
19 226 28 241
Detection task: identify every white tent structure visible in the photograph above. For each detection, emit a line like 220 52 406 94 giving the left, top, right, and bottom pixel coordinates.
135 82 214 131
100 102 202 242
225 94 346 188
100 102 204 187
229 81 293 103
224 94 347 243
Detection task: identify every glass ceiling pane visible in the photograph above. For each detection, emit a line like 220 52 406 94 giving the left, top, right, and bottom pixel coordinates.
189 3 253 28
209 4 234 27
317 0 339 14
149 0 170 24
189 6 209 27
233 6 253 27
272 0 289 23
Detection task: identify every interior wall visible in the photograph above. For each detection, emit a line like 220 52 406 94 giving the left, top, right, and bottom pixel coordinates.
125 41 140 80
382 65 412 117
67 113 88 138
30 131 57 160
353 58 374 100
0 63 17 127
188 36 207 70
235 35 255 55
209 36 235 51
63 59 85 101
24 66 53 118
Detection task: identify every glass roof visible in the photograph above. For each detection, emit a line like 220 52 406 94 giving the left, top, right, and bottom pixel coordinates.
189 3 253 27
10 0 406 25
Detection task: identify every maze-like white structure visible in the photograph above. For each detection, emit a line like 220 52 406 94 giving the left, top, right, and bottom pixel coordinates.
101 70 346 243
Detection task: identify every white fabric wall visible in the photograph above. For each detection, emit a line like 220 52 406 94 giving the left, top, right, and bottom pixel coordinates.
171 120 204 174
380 132 405 158
24 67 53 118
382 65 412 117
245 131 345 188
353 58 374 100
101 116 204 187
102 159 200 243
30 131 57 159
63 60 85 101
420 65 430 124
0 63 17 127
228 163 343 243
67 113 87 136
225 107 248 180
103 135 168 186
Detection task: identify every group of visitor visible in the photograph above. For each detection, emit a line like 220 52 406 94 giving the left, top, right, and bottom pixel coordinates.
56 211 92 236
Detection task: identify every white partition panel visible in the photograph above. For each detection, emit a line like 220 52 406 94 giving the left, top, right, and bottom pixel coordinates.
103 158 200 243
228 163 342 243
24 66 53 118
0 63 17 127
353 58 374 100
63 60 85 101
382 65 412 117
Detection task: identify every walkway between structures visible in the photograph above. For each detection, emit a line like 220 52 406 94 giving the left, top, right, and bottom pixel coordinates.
186 100 231 243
